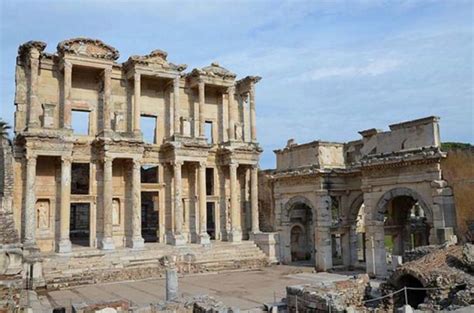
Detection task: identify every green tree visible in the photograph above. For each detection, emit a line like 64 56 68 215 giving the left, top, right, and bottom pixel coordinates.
0 119 11 140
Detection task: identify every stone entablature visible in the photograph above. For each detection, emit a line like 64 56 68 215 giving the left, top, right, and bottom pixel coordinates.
261 116 457 277
11 38 263 258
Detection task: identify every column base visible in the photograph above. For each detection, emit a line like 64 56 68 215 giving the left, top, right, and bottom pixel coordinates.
197 232 211 245
100 237 115 250
128 237 145 250
57 239 72 253
228 230 242 243
170 233 187 246
248 231 261 241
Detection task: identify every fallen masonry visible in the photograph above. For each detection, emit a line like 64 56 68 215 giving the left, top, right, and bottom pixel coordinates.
381 243 474 311
286 274 370 312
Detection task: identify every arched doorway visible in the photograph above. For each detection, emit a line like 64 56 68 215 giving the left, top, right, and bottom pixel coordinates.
374 188 432 272
288 201 313 262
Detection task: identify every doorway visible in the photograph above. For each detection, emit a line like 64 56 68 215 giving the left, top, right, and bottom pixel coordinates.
70 203 90 247
141 192 159 242
206 202 216 239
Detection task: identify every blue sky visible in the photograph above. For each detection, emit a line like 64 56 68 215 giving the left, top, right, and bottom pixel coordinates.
1 0 472 168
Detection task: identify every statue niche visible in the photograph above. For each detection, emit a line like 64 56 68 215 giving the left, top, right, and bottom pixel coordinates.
112 198 121 225
36 199 50 229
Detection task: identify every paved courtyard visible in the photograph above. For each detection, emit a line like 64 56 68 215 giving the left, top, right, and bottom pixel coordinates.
41 265 365 310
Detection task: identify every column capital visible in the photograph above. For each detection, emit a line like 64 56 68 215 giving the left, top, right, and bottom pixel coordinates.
132 158 141 170
227 85 235 94
103 156 114 164
61 155 73 164
103 67 112 76
251 163 259 170
174 160 184 167
198 77 205 86
26 154 37 163
61 59 73 70
229 161 238 169
198 161 207 168
134 72 141 81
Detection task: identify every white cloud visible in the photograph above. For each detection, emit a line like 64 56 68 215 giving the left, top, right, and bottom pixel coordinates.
297 58 402 81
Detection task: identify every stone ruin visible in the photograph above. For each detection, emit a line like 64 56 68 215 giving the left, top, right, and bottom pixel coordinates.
286 274 370 312
380 243 474 311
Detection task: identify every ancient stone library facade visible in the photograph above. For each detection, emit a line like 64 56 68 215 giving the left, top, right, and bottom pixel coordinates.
10 38 262 254
259 116 462 277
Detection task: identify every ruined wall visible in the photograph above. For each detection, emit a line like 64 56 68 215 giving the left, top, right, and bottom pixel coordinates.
441 147 474 243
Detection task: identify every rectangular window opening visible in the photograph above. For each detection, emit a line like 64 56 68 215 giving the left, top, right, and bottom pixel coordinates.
71 163 90 195
141 165 159 183
206 168 214 196
141 115 157 144
205 121 213 144
71 110 90 135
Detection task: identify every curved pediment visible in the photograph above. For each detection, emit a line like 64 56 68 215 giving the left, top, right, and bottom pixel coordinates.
57 38 119 61
126 49 187 72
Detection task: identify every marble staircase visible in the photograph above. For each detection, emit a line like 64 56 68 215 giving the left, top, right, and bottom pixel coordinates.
41 241 268 289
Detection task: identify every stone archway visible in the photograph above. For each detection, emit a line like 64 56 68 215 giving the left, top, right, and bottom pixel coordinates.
366 187 434 277
345 193 366 268
280 196 315 264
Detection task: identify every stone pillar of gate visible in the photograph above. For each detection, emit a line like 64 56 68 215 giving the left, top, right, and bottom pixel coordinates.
128 159 145 249
228 162 242 242
171 161 186 245
100 156 115 250
24 154 37 249
57 156 72 253
197 161 210 244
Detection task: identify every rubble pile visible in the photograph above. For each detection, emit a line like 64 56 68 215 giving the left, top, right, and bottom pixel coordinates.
132 295 231 313
286 274 370 312
382 243 474 311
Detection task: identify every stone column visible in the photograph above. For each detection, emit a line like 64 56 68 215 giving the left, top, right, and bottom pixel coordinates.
103 68 112 132
227 86 235 141
24 154 37 248
133 73 141 134
250 164 260 235
57 156 72 253
101 157 115 250
129 159 144 249
28 49 41 128
172 161 186 245
198 79 205 137
62 60 72 129
173 76 181 136
228 162 241 242
249 83 257 142
197 162 210 244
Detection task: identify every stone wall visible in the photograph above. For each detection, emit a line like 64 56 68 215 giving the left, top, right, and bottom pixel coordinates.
441 147 474 243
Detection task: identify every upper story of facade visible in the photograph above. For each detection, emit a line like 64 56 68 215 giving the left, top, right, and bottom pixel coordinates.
14 38 261 151
274 116 443 173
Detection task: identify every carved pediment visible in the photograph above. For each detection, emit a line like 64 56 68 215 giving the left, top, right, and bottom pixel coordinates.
189 62 236 79
57 38 119 60
125 49 187 72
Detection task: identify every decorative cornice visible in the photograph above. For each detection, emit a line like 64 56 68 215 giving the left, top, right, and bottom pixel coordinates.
57 37 119 61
